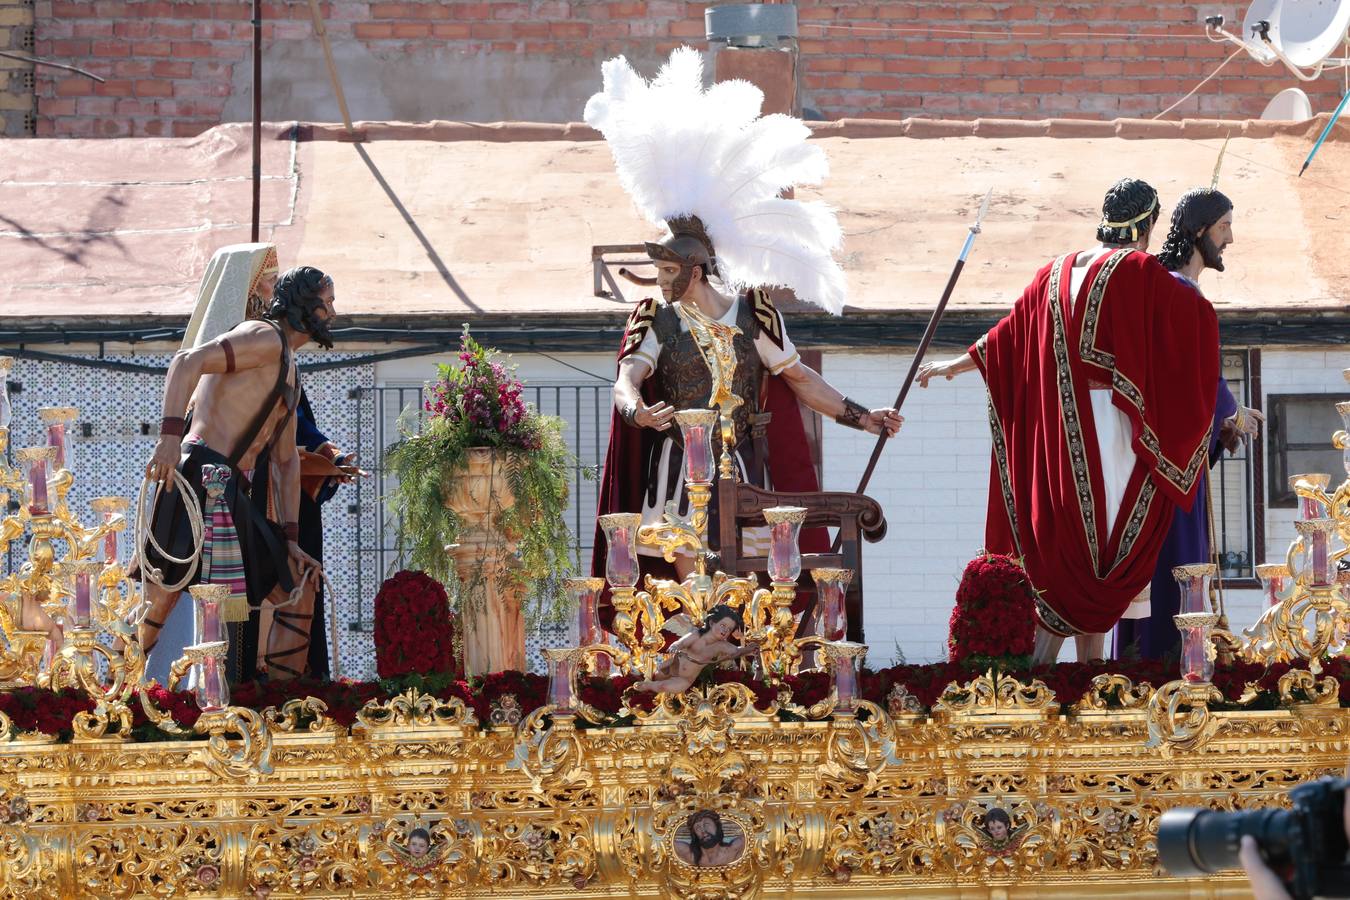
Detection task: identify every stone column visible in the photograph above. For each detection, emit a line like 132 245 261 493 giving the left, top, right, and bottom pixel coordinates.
444 449 526 675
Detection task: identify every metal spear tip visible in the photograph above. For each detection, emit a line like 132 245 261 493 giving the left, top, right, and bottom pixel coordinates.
970 188 993 234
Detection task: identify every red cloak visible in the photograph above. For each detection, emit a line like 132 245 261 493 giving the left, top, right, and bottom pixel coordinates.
971 249 1218 636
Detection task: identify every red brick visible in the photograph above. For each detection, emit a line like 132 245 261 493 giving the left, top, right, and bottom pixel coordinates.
133 41 174 57
114 98 158 115
549 21 588 38
114 21 156 39
134 79 174 97
172 119 213 137
113 60 154 77
37 97 77 116
50 39 91 57
431 22 471 38
72 22 116 38
91 40 131 57
55 78 94 97
390 22 431 38
353 22 394 39
152 60 193 77
76 96 118 116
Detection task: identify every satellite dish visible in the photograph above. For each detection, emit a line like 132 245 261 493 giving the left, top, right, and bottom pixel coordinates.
1261 86 1315 119
1266 0 1350 67
1210 0 1350 78
1241 0 1283 63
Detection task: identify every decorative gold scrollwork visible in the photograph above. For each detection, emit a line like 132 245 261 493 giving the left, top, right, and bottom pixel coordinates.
1145 679 1223 753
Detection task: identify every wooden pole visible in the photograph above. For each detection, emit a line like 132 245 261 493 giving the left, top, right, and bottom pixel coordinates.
306 0 359 137
250 0 262 242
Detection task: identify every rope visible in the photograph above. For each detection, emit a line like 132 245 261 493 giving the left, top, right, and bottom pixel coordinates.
131 471 343 678
130 472 205 623
1152 46 1246 120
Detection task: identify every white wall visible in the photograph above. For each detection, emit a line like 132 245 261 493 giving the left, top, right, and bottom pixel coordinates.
816 350 992 665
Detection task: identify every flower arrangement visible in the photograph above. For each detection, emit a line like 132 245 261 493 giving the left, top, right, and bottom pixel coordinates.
947 552 1038 671
373 570 459 681
385 328 575 616
7 655 1350 742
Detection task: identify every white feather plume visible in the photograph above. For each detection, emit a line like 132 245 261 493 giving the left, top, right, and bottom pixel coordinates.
583 46 847 315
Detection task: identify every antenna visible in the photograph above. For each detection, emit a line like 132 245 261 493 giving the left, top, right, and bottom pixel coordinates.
1260 86 1315 120
1206 0 1350 81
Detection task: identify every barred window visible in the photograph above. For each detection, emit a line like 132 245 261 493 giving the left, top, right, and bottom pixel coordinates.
1266 391 1350 509
1212 351 1258 582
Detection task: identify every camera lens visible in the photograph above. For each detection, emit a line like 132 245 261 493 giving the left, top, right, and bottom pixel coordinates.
1158 807 1292 876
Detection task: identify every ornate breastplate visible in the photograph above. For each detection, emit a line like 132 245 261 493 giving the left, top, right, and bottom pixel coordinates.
653 297 762 442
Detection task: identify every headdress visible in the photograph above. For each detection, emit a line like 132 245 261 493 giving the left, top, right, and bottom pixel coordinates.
180 243 279 350
584 47 847 314
1096 178 1161 245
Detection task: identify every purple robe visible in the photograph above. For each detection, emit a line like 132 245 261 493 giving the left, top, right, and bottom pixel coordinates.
1114 346 1237 658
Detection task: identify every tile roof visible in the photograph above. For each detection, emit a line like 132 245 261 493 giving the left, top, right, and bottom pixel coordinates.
2 116 1346 326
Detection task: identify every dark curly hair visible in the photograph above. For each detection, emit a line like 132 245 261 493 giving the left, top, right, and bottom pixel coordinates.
267 265 334 349
1155 188 1233 272
1096 178 1161 246
698 604 745 636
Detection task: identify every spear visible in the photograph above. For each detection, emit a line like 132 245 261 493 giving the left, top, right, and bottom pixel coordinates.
1299 89 1350 177
847 188 993 504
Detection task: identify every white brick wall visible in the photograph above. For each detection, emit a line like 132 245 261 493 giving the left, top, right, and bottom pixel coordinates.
816 350 993 665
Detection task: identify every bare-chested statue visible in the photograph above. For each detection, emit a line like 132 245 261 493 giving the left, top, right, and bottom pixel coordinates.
137 266 335 681
634 604 758 694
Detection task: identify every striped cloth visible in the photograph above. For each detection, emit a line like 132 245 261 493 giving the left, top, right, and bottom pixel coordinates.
199 464 250 622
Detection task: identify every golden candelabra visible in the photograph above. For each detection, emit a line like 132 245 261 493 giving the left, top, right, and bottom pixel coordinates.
1150 369 1350 748
0 359 271 773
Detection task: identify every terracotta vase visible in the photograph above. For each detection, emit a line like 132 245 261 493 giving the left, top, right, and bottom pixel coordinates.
444 448 525 675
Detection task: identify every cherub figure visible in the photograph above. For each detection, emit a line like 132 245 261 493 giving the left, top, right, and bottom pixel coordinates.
392 825 444 872
634 605 758 693
978 807 1027 853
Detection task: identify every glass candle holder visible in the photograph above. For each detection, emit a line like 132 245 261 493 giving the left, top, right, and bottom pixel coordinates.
674 408 719 485
193 648 230 713
38 407 78 473
1171 564 1215 615
65 560 103 630
0 356 11 433
16 447 55 517
599 513 642 589
189 583 229 648
763 506 807 583
1338 401 1350 477
544 647 581 715
1293 518 1337 587
812 568 853 642
1290 474 1331 521
90 497 129 565
824 641 866 714
1255 563 1290 608
187 584 231 710
566 576 609 676
1175 613 1218 683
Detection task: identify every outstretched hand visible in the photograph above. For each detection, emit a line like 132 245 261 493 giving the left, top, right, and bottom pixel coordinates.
916 360 953 388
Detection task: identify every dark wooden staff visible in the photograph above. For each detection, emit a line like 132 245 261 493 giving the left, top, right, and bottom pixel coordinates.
832 189 993 552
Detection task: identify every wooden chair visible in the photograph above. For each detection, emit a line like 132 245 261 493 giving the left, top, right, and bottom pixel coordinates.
716 475 886 643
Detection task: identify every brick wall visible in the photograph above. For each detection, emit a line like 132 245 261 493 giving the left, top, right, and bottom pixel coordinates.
31 1 1350 137
0 0 35 136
